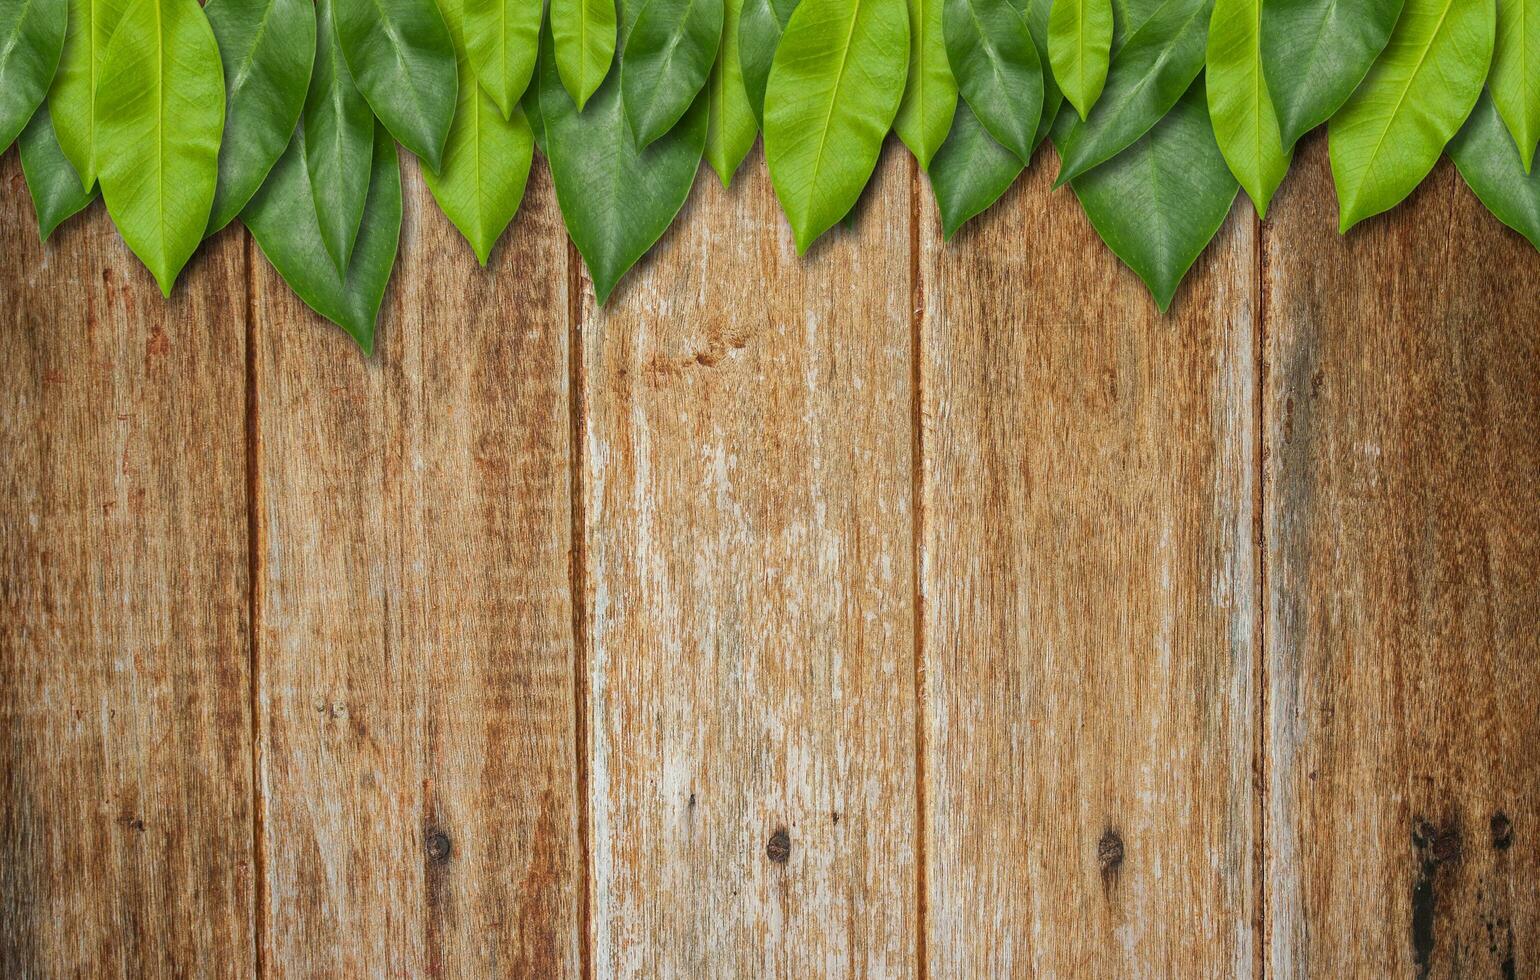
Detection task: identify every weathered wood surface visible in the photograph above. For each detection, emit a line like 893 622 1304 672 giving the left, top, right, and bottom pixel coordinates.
1264 138 1540 979
916 159 1259 976
3 139 1538 978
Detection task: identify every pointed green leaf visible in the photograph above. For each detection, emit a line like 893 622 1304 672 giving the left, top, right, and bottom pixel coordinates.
537 17 707 302
47 0 132 187
945 0 1043 161
706 0 756 183
465 0 543 116
245 122 402 354
551 0 617 108
764 0 910 252
1205 0 1289 216
1054 0 1211 185
1047 0 1111 119
621 0 724 148
95 0 225 297
1330 0 1495 232
1491 0 1539 170
1025 0 1064 144
738 0 797 124
18 105 97 240
426 0 535 264
1061 82 1238 311
205 0 317 234
304 0 375 273
0 0 67 152
930 97 1024 236
895 0 957 169
334 0 458 171
1449 89 1540 248
1261 0 1404 148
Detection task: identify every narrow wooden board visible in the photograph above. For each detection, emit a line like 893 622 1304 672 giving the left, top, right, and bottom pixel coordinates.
578 151 920 977
250 159 582 975
0 158 256 973
1264 139 1540 978
916 161 1260 975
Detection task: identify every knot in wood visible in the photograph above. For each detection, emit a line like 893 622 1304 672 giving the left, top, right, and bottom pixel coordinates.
766 828 791 864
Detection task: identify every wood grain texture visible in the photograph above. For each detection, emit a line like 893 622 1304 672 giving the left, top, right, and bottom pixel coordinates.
916 160 1260 976
1264 138 1540 979
578 148 919 977
251 158 581 976
0 156 256 975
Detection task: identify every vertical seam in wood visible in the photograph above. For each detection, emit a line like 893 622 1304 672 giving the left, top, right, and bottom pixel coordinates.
567 239 594 980
908 154 930 980
243 231 271 980
1253 209 1269 980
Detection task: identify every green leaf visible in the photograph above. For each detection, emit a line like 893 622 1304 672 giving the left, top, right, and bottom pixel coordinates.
426 0 536 264
47 0 132 187
1205 0 1288 217
706 0 756 183
895 0 957 169
1491 0 1539 170
205 0 317 234
334 0 458 171
763 0 910 252
1329 0 1495 232
0 0 67 152
621 0 724 148
930 97 1024 236
1449 89 1540 248
1025 0 1063 144
551 0 617 109
465 0 543 116
945 0 1043 161
304 0 375 274
95 0 225 297
536 16 707 302
18 105 97 240
738 0 797 124
1062 81 1238 311
1053 0 1211 185
245 121 402 354
1047 0 1111 119
1260 0 1404 148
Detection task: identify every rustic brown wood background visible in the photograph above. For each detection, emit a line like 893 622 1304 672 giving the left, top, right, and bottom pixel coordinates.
2 135 1536 978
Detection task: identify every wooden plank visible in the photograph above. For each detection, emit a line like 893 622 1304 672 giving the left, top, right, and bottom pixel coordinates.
579 151 919 976
1264 139 1540 978
251 159 581 975
0 157 256 973
916 163 1260 975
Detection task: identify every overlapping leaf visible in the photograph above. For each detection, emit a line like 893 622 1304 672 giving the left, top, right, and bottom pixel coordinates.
426 0 536 263
551 0 618 108
19 105 97 240
536 14 707 301
945 0 1043 162
1048 0 1111 119
930 98 1025 236
621 0 724 147
245 122 402 352
706 0 757 183
205 0 317 233
465 0 543 116
334 0 458 170
48 0 132 187
895 0 957 168
1449 90 1540 248
738 0 797 123
1260 0 1404 148
1063 82 1238 310
304 0 375 273
764 0 910 252
1491 0 1539 171
95 0 226 296
1054 0 1211 185
1330 0 1495 231
1206 0 1289 216
0 0 67 152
